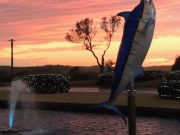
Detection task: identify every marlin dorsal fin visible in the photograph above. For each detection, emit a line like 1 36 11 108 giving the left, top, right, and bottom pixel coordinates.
117 11 131 22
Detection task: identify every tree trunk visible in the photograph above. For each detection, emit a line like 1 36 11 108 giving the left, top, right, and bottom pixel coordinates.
100 65 104 74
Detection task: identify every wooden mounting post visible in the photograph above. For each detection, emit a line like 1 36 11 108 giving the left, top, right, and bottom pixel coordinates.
128 80 136 135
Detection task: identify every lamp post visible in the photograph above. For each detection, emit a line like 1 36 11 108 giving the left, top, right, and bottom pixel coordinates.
8 39 15 80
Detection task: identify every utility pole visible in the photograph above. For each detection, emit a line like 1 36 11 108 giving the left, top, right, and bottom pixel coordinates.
8 39 15 80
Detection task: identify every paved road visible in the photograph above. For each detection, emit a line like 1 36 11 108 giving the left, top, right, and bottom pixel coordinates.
0 109 180 135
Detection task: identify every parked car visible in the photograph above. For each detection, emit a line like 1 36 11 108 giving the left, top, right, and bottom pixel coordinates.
157 71 180 99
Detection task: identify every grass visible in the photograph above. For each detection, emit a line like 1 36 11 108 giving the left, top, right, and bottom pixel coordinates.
70 80 98 87
135 79 162 87
0 78 162 88
70 79 162 87
0 88 179 110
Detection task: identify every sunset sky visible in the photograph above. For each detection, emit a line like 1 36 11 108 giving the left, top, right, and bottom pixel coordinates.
0 0 180 67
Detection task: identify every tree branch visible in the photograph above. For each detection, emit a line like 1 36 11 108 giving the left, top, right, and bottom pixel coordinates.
89 49 101 67
101 35 112 66
86 34 101 67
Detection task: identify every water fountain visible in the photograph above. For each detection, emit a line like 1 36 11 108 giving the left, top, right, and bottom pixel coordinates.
9 80 28 129
0 80 58 135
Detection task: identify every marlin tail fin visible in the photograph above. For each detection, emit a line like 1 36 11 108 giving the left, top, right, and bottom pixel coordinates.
88 102 127 124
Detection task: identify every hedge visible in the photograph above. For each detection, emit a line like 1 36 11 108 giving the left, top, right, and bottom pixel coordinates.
19 74 71 94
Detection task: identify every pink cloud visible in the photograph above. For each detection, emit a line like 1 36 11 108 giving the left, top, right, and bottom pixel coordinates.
0 0 179 47
0 0 180 66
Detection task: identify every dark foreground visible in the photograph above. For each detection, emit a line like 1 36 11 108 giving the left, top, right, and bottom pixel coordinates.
0 109 180 135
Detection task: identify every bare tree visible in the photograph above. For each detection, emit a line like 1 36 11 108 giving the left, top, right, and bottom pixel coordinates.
65 16 121 73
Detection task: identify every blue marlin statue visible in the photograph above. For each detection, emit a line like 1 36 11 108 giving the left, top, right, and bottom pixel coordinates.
90 0 156 124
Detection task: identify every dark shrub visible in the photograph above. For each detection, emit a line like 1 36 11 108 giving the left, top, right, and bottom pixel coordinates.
97 72 113 86
171 56 180 71
135 70 166 82
158 71 180 99
0 68 11 82
68 66 97 80
97 70 166 86
97 61 114 86
68 66 80 80
20 74 71 94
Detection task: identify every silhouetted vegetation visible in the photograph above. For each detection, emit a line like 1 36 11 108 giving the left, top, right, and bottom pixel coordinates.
0 65 99 83
68 66 97 80
0 67 11 82
65 16 121 73
97 70 167 86
135 70 167 82
97 60 114 85
171 56 180 71
0 65 171 87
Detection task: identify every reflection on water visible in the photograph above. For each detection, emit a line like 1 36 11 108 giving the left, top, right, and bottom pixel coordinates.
0 109 179 135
